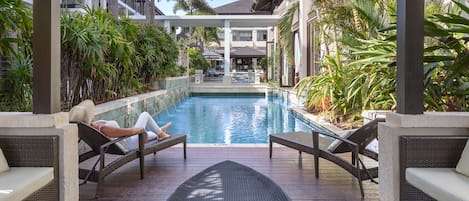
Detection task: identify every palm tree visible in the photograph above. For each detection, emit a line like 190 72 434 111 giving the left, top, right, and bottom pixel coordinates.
172 0 219 48
173 0 215 15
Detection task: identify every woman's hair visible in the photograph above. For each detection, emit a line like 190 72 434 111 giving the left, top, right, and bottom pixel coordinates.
69 100 95 123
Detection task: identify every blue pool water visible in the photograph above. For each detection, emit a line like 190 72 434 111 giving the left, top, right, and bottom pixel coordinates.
154 96 329 144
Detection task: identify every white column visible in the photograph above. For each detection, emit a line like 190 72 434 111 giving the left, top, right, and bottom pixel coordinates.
124 8 129 17
273 26 278 82
163 20 171 33
298 0 310 79
223 20 232 84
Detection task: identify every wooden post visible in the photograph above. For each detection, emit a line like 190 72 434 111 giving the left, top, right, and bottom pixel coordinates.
33 0 61 114
396 0 424 114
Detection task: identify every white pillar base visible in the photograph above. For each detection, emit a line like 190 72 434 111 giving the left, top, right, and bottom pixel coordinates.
247 70 254 83
223 75 232 84
0 112 79 201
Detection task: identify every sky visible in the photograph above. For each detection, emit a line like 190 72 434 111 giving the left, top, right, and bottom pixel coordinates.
155 0 238 15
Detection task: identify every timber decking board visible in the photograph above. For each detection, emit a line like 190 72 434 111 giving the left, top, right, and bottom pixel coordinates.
79 146 379 201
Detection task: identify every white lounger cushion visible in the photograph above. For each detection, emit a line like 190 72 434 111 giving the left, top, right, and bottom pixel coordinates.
456 141 469 177
0 167 54 201
406 168 469 201
0 149 8 173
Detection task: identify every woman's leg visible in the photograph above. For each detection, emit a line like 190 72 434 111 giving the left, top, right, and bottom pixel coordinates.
134 112 171 140
134 112 162 134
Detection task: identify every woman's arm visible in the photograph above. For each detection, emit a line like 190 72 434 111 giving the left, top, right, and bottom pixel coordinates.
90 122 145 138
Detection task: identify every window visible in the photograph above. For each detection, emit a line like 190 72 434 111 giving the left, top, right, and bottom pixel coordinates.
217 32 224 41
239 31 252 41
232 31 237 41
257 30 267 41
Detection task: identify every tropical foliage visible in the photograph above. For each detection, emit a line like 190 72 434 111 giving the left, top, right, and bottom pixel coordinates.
278 2 299 65
173 0 215 15
187 47 209 73
0 0 32 111
296 0 469 125
423 0 469 111
0 5 180 111
173 0 219 49
61 8 180 109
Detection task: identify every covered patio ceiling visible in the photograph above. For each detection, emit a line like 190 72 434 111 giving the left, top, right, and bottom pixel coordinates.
130 15 280 27
31 0 422 116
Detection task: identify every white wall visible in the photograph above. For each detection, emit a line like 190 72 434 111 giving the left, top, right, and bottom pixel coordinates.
211 28 268 49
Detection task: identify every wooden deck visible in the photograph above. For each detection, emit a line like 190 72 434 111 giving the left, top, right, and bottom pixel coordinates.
79 146 379 201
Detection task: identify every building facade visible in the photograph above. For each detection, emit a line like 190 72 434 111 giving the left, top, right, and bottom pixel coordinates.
209 0 269 73
254 0 320 86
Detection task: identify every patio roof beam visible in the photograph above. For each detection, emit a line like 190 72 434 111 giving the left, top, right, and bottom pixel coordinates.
32 0 61 114
130 15 280 28
396 0 424 114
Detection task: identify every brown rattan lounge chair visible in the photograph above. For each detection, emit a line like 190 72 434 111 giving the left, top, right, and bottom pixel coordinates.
400 135 469 201
75 121 186 197
269 118 384 197
0 135 59 201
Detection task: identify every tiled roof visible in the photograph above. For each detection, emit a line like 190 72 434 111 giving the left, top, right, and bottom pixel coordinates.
252 0 283 13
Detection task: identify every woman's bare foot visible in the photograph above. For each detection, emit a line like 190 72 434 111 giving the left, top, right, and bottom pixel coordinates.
158 132 171 141
161 122 172 132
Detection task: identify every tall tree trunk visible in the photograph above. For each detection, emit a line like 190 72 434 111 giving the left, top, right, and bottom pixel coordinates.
321 26 333 77
108 0 119 18
352 8 361 33
145 0 155 24
332 26 342 69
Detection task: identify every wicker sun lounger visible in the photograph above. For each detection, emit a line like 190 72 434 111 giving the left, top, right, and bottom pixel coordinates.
0 135 59 201
75 121 186 197
269 118 384 197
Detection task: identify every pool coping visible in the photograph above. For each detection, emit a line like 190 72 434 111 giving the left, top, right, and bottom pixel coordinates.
289 106 345 135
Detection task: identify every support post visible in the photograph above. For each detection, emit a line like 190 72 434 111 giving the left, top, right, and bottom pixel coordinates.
396 0 424 114
164 20 171 33
223 20 232 84
379 1 425 200
33 0 61 114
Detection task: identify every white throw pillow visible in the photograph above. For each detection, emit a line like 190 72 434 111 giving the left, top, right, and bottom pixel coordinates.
365 139 379 153
327 129 357 152
0 148 9 173
456 140 469 177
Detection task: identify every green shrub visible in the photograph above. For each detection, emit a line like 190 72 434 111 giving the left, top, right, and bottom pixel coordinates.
0 5 181 111
187 47 209 71
0 0 32 111
60 8 180 109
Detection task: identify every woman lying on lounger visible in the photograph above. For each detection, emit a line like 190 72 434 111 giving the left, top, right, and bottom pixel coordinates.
69 100 172 144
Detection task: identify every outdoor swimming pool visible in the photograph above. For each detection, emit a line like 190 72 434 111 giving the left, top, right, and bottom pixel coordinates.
154 95 330 144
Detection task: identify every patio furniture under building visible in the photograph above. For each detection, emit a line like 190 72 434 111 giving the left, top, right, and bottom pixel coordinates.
215 47 266 72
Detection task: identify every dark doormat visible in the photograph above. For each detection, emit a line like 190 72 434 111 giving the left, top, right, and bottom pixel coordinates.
167 160 291 201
